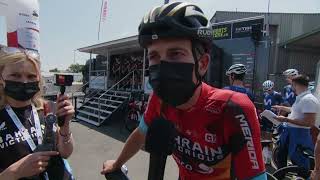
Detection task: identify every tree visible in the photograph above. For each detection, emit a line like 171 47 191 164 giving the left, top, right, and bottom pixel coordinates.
49 68 59 72
68 63 84 73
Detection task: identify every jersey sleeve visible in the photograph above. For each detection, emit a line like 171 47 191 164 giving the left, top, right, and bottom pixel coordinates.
224 93 265 180
138 93 162 134
138 116 149 135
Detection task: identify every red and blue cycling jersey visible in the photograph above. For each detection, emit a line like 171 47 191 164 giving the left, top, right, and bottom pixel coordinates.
140 83 265 180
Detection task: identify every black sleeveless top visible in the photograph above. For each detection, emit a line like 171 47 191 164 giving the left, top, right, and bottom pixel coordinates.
0 105 46 179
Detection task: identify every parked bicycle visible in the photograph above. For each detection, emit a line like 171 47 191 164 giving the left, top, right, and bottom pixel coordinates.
105 165 130 180
270 124 315 180
125 95 147 132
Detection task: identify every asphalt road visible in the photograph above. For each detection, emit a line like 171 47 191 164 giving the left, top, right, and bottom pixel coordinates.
68 120 179 180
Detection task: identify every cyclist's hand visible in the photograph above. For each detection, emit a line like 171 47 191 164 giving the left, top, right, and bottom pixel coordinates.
275 116 288 122
272 105 286 112
8 151 59 179
101 160 120 175
272 105 281 111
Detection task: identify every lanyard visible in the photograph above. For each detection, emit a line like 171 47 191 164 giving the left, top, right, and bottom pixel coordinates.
5 104 43 151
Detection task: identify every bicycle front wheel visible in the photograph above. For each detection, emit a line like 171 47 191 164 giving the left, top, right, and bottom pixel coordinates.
272 165 310 180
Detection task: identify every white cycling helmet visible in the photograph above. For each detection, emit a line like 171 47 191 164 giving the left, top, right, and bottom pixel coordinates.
262 80 274 91
226 64 247 76
283 69 299 77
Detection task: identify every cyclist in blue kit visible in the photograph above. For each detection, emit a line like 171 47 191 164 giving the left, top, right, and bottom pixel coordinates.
262 80 283 112
282 69 299 106
261 80 283 132
224 64 254 102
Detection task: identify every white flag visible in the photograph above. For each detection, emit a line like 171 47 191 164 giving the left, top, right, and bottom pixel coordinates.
101 0 108 22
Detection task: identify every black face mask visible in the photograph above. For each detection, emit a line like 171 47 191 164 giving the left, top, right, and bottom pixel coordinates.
4 80 40 101
149 61 200 107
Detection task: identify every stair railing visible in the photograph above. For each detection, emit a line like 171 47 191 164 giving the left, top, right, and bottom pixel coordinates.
97 69 140 124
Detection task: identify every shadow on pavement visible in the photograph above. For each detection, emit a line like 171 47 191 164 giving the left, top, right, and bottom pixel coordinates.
74 109 132 143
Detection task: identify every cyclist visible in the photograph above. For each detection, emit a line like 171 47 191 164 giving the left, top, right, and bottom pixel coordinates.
261 80 283 132
224 64 255 102
101 2 266 180
263 80 283 112
282 69 299 106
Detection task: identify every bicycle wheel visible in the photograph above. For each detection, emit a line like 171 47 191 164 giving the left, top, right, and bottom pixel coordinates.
125 110 139 132
272 165 310 180
267 172 278 180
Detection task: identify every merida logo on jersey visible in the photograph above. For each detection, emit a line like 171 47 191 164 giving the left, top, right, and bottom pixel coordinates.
175 135 224 163
235 114 259 170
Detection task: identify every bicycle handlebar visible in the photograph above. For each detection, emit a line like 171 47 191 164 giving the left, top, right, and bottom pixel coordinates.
105 169 129 180
105 165 129 180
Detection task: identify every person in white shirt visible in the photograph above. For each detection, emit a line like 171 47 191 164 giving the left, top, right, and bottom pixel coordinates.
273 75 320 171
311 85 320 180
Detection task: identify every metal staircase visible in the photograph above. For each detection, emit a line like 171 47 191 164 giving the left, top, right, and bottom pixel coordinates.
76 70 139 126
76 90 130 126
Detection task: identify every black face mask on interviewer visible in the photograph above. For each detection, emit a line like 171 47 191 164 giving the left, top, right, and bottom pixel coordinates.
149 61 199 107
4 80 40 101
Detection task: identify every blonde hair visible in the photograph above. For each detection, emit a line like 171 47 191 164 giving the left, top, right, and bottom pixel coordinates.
0 52 44 110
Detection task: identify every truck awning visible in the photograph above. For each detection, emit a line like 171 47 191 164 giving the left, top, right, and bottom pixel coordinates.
77 35 141 56
280 27 320 51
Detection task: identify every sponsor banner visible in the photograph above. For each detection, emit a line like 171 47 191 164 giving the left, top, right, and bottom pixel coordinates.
212 18 264 40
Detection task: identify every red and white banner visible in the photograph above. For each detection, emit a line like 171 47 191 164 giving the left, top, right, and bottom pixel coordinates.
101 0 108 23
0 0 40 52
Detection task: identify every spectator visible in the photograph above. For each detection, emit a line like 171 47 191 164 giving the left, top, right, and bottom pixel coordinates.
0 47 75 180
273 75 320 170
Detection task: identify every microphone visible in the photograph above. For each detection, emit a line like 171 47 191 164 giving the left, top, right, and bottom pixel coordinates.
145 117 177 180
34 102 58 180
35 101 57 152
57 86 66 126
54 74 73 127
